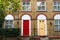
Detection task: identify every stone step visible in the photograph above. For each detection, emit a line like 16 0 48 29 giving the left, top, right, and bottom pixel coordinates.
20 37 29 40
30 36 40 40
3 37 18 40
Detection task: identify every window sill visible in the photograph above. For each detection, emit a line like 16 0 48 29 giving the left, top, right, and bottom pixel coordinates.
36 10 47 12
21 10 31 12
53 11 60 12
54 31 60 32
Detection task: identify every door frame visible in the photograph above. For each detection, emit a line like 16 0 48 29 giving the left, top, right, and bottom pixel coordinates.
21 20 31 36
37 15 47 36
21 15 31 36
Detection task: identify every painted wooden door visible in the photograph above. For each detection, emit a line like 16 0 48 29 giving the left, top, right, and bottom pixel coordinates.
23 20 29 36
39 20 45 36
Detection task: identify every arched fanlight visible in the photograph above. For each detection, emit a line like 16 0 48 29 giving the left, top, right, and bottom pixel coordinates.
54 14 60 19
37 14 46 20
5 15 14 20
22 15 31 20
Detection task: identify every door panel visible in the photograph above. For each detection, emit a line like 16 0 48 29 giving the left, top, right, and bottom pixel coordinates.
39 20 45 36
23 20 29 36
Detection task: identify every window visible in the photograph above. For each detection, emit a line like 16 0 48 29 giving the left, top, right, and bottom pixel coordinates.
22 2 31 11
37 2 46 11
54 20 60 31
54 14 60 31
5 15 14 28
5 20 14 28
53 2 60 11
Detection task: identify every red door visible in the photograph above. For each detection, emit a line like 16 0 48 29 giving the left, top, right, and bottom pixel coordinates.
23 20 29 36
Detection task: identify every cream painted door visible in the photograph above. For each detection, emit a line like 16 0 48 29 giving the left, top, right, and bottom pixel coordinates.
39 20 46 36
